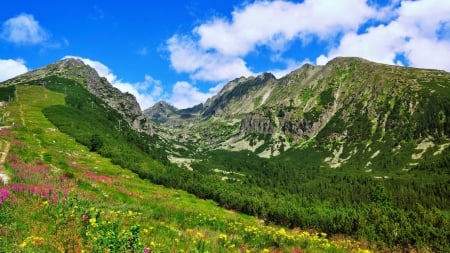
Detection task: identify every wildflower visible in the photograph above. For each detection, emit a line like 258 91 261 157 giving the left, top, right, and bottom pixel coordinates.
218 233 227 240
0 188 10 205
195 231 204 239
0 188 10 199
82 214 89 222
144 248 151 253
262 249 270 253
19 241 27 248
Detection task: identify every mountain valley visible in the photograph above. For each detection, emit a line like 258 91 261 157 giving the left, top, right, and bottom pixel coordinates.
0 57 449 252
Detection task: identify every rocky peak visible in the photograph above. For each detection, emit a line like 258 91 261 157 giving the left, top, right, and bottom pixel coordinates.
143 100 178 123
202 72 276 117
3 58 153 135
66 59 154 134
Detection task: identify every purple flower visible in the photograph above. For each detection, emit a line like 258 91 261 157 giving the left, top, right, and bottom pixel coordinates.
144 248 151 253
0 188 10 205
0 188 10 199
82 214 89 222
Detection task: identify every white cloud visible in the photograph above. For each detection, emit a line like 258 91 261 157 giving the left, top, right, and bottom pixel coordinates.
404 37 450 71
63 56 163 109
267 58 309 78
0 58 28 82
167 0 378 84
196 0 375 57
167 35 254 82
1 13 48 45
168 81 216 109
113 80 159 110
316 0 450 71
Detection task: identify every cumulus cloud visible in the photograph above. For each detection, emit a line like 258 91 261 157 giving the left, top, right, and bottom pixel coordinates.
196 0 374 56
316 0 450 71
167 35 254 82
167 0 377 83
63 56 163 109
1 13 48 45
168 81 217 109
0 58 28 82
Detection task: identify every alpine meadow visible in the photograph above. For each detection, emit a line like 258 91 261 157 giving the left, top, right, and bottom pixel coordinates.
0 55 449 253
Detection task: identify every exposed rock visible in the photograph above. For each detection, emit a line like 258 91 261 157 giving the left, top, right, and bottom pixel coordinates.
240 111 276 135
144 101 178 123
202 73 276 117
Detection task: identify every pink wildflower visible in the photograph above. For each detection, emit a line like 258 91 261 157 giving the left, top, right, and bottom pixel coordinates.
0 188 10 205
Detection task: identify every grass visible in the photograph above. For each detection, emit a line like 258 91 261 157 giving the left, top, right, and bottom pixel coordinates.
0 85 371 252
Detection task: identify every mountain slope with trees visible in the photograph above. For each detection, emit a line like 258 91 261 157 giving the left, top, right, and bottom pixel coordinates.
1 57 449 251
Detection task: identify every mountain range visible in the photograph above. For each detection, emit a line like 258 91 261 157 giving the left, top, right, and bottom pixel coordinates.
1 56 449 251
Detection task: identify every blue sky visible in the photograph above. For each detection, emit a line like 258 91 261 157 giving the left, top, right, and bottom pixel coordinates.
1 0 449 109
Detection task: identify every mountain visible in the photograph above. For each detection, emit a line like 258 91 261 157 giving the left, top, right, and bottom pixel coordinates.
3 58 153 135
1 56 449 251
0 81 361 253
148 57 450 165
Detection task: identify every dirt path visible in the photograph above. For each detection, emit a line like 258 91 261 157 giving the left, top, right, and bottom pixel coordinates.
0 140 11 184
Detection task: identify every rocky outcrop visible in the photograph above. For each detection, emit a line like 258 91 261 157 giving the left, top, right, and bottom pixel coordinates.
281 119 309 138
240 111 276 135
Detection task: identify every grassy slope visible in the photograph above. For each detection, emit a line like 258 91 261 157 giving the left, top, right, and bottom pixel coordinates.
0 85 369 252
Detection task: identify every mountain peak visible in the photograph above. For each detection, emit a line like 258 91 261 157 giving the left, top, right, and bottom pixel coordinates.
1 58 154 135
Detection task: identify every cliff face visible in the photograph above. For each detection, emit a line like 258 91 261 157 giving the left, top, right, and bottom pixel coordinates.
240 111 276 135
1 58 153 135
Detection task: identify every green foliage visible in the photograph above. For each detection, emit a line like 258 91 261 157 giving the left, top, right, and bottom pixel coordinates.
2 84 365 253
304 107 322 122
0 85 15 101
18 69 450 252
253 95 263 108
318 87 334 107
89 134 103 152
300 87 313 105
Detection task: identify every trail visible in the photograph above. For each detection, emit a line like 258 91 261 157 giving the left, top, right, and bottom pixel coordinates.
0 139 11 184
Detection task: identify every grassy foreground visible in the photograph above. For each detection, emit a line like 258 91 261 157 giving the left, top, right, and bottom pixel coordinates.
0 85 370 252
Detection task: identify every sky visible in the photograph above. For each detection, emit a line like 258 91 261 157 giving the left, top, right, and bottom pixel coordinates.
0 0 449 109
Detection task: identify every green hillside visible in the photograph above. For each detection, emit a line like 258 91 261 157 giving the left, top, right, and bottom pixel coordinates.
1 57 449 252
0 84 369 252
146 58 450 252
